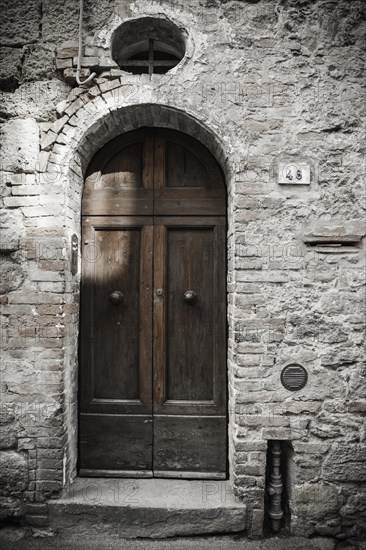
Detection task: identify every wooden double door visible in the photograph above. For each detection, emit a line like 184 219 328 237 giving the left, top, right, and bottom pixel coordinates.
79 128 227 478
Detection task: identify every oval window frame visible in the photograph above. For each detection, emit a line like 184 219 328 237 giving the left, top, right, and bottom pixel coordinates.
111 17 188 76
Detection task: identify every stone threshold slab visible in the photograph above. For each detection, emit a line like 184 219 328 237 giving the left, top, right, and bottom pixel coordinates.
49 477 247 538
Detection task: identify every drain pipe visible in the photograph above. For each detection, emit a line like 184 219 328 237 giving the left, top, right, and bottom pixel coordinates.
76 0 96 86
267 441 284 532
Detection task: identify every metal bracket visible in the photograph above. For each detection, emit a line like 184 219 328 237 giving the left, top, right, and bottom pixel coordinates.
71 234 78 275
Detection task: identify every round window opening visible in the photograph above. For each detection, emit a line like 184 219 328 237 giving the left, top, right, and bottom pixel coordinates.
111 17 187 76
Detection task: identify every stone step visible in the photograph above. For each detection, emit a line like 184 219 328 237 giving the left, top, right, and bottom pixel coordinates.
49 478 247 538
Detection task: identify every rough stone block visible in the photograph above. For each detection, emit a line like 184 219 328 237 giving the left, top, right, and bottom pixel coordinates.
294 483 340 522
0 496 24 520
261 427 304 440
0 81 70 121
293 443 330 454
63 68 90 84
0 47 22 91
41 1 79 44
323 444 366 482
2 0 41 46
0 450 28 495
303 219 366 244
98 58 119 69
22 44 57 81
51 115 69 134
55 58 73 70
4 196 39 207
238 415 290 428
84 46 105 57
233 439 267 452
40 130 58 151
72 56 99 67
57 44 79 59
0 118 39 172
0 211 25 251
22 205 64 217
314 523 341 536
25 503 49 515
11 185 41 196
25 514 50 527
251 508 264 537
340 493 366 522
0 425 17 450
0 259 25 294
236 463 265 476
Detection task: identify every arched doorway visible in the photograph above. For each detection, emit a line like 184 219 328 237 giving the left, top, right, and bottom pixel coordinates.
79 128 227 479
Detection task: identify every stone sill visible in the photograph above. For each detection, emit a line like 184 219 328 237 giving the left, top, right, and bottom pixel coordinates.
48 477 247 538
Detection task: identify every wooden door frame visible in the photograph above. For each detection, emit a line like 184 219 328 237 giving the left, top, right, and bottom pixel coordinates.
78 127 229 478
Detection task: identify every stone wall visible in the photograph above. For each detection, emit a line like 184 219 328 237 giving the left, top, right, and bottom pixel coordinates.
0 0 365 542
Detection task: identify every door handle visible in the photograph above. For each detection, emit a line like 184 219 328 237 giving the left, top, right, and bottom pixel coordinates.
183 290 197 304
110 291 124 304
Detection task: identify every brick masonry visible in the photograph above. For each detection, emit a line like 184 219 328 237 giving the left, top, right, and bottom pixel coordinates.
0 0 365 542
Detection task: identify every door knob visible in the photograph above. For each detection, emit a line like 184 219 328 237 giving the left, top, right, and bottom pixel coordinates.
183 290 197 304
110 291 124 304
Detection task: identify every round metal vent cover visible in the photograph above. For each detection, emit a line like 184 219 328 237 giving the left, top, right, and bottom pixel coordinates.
281 364 308 391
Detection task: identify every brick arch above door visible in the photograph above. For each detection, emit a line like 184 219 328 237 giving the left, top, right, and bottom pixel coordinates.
43 100 233 201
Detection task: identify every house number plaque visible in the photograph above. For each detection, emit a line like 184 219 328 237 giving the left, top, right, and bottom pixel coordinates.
278 162 310 185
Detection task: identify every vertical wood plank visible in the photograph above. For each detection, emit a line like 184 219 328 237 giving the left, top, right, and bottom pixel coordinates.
154 132 165 190
214 222 227 410
153 224 166 405
143 131 154 190
80 219 95 407
139 224 153 404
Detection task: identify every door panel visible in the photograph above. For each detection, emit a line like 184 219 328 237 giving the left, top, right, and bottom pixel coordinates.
79 216 153 475
92 226 140 400
83 131 154 216
166 227 215 402
154 130 226 216
152 217 227 477
101 142 143 188
152 217 226 414
153 416 227 478
166 141 220 188
80 414 153 475
80 129 227 478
